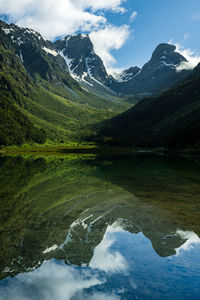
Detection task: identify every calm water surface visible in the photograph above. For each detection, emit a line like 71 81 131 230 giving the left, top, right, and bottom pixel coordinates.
0 154 200 300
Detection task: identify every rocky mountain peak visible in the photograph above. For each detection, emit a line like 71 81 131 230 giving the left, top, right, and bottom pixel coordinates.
150 43 187 66
0 20 74 83
63 34 93 57
152 43 176 57
54 34 108 84
0 20 45 46
0 18 194 97
0 19 116 97
119 66 141 82
106 43 191 95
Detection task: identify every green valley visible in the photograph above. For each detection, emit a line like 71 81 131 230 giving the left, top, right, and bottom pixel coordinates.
0 40 130 146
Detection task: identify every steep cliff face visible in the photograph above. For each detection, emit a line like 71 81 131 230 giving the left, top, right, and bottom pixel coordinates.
53 34 119 97
54 34 108 83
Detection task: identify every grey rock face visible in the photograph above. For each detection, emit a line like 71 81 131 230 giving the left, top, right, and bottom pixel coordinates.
54 34 108 84
118 67 141 82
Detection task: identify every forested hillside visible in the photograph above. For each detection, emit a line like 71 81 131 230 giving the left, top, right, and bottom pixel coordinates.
97 63 200 151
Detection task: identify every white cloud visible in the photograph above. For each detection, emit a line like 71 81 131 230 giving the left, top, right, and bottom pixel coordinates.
130 11 138 21
174 43 200 71
90 25 130 74
77 0 126 13
168 41 200 71
0 0 126 40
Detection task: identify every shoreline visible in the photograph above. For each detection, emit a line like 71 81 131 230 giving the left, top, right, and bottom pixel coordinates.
0 145 134 156
0 145 199 159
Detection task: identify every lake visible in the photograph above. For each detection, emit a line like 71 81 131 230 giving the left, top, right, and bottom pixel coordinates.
0 154 200 300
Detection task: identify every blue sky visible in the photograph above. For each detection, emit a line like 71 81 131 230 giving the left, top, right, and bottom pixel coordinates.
104 0 200 69
0 0 200 73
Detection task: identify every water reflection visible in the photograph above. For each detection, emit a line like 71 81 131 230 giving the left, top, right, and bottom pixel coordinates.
1 221 200 300
89 223 128 273
0 154 200 299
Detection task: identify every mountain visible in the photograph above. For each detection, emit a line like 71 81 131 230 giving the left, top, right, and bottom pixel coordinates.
0 20 129 146
112 67 141 82
54 34 108 83
0 19 123 100
97 62 200 150
0 19 193 99
53 36 192 98
0 20 77 87
1 18 199 148
54 34 118 99
53 38 191 98
107 43 191 96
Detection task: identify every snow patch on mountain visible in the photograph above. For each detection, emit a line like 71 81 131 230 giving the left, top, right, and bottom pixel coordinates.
112 67 141 82
2 28 12 34
19 49 24 63
161 61 176 67
42 47 58 56
58 50 74 72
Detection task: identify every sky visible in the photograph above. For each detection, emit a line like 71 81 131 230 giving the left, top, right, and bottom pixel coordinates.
0 0 200 74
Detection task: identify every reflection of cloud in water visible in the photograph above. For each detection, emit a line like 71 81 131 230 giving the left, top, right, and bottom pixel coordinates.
89 224 127 273
175 230 200 256
0 223 126 300
0 260 102 300
1 224 200 299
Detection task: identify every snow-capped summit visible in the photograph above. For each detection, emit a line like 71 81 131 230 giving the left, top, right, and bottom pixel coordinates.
0 20 44 46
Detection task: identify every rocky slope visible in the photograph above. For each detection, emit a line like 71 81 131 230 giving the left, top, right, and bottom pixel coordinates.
54 34 108 83
54 34 118 98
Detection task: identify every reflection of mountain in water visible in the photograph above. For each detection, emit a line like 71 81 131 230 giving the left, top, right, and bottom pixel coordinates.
0 155 200 279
